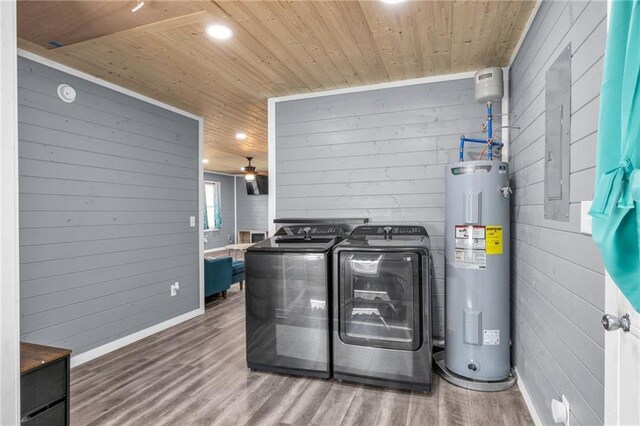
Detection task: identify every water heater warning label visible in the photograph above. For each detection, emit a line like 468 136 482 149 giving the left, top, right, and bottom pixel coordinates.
454 249 486 269
455 225 485 240
486 226 503 255
454 225 487 269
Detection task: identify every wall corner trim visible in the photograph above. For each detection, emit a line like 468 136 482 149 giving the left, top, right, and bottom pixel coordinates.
502 65 511 161
515 367 544 426
1 1 21 424
233 176 238 243
70 307 204 368
267 97 277 236
198 118 205 313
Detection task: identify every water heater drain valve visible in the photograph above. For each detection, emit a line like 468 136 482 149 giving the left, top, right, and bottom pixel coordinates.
501 186 513 198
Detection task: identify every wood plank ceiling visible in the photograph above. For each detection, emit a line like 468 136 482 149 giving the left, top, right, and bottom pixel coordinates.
17 1 536 174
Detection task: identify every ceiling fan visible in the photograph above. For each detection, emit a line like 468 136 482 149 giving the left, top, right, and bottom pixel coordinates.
242 156 257 182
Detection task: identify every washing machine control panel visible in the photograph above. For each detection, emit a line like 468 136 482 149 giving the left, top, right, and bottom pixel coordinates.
351 225 428 236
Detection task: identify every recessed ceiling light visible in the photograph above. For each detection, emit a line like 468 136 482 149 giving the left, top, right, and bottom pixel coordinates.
202 159 209 164
235 132 247 140
240 167 245 171
206 24 233 40
380 0 405 4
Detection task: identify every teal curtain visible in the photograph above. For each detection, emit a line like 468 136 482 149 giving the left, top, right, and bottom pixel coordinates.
589 0 640 312
213 183 223 229
203 182 222 230
203 201 209 231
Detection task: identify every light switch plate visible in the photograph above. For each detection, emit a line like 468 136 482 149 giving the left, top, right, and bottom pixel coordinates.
580 201 593 235
189 216 196 227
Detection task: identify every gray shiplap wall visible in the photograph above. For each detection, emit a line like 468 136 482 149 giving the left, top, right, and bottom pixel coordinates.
236 177 269 233
275 79 501 337
509 1 606 424
18 57 200 356
203 172 235 250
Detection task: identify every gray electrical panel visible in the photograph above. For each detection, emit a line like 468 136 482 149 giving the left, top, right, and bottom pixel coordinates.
544 44 571 221
444 160 511 381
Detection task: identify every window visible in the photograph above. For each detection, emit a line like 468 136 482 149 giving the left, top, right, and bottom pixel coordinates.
339 252 421 351
204 181 222 231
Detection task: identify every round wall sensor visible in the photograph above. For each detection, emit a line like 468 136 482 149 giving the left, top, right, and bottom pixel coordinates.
57 84 76 103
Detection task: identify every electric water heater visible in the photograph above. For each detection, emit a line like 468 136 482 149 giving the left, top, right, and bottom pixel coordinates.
444 160 511 381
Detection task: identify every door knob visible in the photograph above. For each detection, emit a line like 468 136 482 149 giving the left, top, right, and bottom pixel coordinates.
601 314 631 332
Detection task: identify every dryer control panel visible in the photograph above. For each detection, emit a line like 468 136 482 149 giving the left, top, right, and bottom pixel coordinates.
351 225 428 236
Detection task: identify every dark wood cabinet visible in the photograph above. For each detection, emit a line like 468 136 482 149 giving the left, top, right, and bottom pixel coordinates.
20 343 71 425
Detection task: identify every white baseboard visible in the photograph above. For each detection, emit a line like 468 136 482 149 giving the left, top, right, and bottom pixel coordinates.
515 367 543 426
70 307 204 368
204 246 227 254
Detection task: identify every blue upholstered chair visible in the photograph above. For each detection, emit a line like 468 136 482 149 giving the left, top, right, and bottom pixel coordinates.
231 259 245 290
204 257 232 298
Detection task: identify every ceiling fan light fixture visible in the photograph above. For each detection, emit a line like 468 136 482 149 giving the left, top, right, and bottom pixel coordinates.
235 132 247 140
243 156 257 181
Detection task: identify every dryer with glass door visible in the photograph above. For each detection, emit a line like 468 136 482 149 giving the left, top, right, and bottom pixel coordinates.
332 225 432 392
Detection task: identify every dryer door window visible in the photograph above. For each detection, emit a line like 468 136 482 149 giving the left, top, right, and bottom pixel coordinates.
245 252 330 371
339 251 421 351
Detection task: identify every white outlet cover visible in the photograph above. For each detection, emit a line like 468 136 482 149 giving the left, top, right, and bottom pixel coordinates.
170 285 178 297
551 395 570 425
190 216 196 227
562 395 570 426
580 201 593 235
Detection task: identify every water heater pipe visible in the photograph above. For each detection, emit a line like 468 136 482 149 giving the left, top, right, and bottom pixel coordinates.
458 102 504 162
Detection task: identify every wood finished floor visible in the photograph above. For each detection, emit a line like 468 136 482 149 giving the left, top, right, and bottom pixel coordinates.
70 287 534 426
